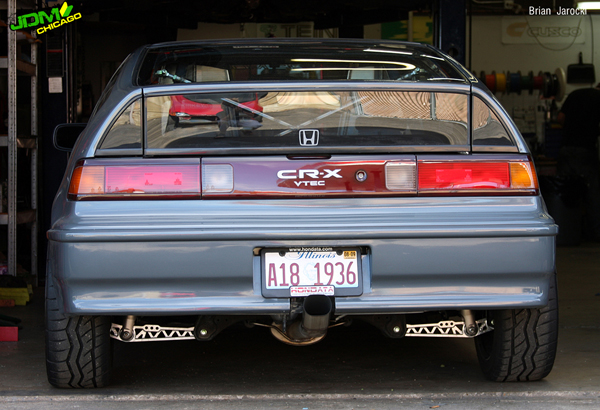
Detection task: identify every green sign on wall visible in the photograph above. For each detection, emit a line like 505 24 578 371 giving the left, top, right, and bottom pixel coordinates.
382 16 433 44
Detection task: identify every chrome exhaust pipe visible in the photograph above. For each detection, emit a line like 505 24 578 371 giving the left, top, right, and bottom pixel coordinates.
287 295 332 342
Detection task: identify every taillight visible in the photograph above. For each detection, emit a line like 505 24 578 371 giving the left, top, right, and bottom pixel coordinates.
385 161 417 192
509 161 538 190
417 159 538 195
68 161 201 200
419 162 510 191
67 156 539 200
202 164 234 193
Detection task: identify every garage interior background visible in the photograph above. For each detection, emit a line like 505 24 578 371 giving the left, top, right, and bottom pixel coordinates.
0 0 598 283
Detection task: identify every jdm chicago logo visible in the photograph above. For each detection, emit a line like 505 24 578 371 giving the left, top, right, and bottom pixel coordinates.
10 2 81 35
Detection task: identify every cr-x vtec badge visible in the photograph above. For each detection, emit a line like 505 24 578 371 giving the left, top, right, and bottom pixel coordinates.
277 168 342 187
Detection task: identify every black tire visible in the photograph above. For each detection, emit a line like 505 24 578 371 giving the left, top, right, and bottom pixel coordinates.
45 277 112 388
475 273 558 382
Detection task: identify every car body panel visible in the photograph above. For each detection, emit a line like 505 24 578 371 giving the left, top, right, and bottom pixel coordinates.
48 39 556 321
48 193 556 315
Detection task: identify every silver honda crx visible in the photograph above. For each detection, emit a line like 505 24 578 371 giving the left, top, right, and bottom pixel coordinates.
47 38 558 388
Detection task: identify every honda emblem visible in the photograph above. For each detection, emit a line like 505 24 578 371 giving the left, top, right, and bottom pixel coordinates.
299 129 319 146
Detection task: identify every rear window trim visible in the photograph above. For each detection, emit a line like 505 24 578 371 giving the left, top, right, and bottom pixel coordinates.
141 81 472 97
143 146 472 157
473 146 519 153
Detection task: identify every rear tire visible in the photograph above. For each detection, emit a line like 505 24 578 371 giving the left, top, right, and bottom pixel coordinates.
475 273 558 382
45 277 112 388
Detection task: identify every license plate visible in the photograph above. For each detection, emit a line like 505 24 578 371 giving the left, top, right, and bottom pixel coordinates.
261 247 362 297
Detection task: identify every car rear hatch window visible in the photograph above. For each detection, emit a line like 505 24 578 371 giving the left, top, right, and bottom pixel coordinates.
144 90 469 154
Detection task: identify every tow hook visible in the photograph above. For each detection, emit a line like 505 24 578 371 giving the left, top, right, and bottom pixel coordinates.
119 315 136 341
461 310 478 337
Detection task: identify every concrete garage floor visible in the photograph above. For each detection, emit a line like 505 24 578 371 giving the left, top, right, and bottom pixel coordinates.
0 243 599 409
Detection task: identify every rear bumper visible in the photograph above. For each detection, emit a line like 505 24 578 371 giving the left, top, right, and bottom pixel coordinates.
47 196 557 316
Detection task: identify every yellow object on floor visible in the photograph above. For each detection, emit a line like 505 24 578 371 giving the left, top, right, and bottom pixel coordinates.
0 285 32 306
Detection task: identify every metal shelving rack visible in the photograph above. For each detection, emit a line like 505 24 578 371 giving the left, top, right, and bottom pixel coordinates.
2 0 38 280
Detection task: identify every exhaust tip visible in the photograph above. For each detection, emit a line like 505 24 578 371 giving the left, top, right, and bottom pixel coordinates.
270 295 334 345
300 295 332 336
303 295 332 316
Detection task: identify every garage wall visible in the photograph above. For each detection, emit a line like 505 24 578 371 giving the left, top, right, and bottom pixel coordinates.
178 23 260 39
178 22 390 41
178 23 338 40
469 14 600 144
470 15 600 95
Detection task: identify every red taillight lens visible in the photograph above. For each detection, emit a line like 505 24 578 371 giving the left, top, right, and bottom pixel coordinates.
417 159 538 194
69 163 201 199
419 162 510 190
